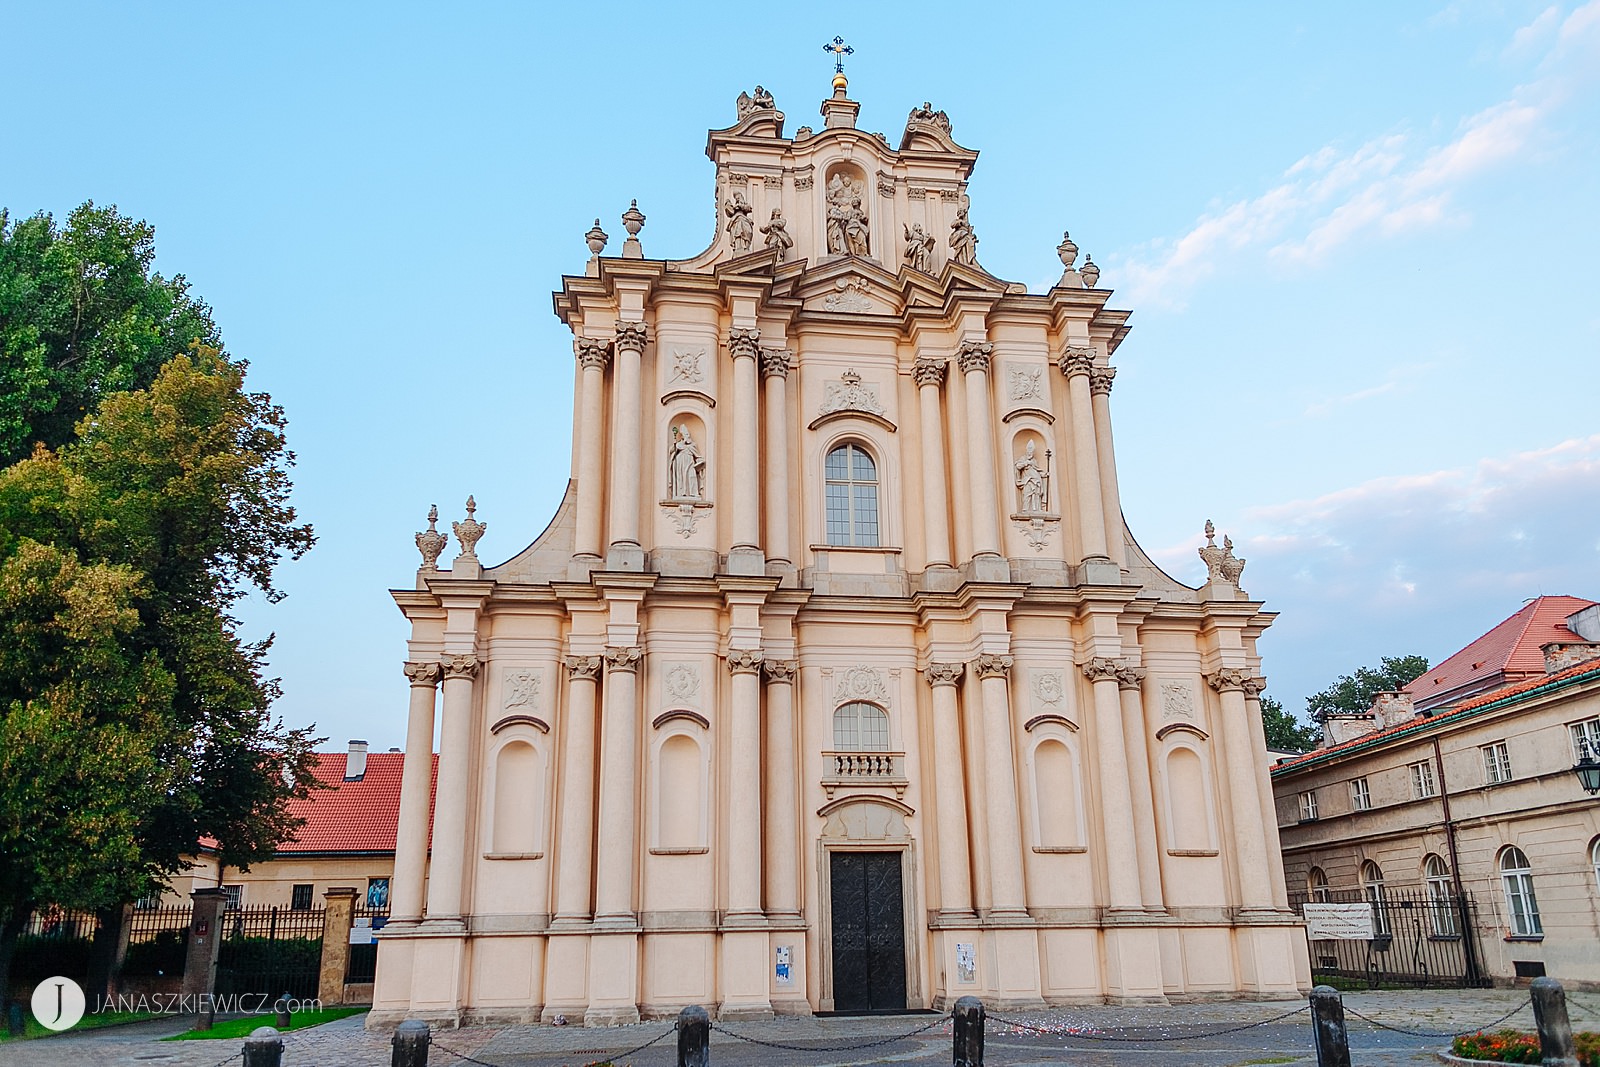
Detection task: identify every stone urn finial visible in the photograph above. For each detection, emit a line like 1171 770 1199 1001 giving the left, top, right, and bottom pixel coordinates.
1057 231 1078 270
622 199 646 238
414 504 447 571
1081 254 1100 288
585 219 608 257
452 496 486 561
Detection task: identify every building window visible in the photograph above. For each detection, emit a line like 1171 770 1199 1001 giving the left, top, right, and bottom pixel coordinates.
1499 846 1542 938
134 894 160 910
290 884 314 911
1298 791 1318 822
219 885 242 910
1362 861 1390 935
1409 759 1438 799
1571 718 1600 762
824 443 880 547
1482 742 1512 785
1308 866 1330 903
1424 855 1457 937
1349 777 1371 811
1591 838 1600 896
833 702 889 751
366 878 390 910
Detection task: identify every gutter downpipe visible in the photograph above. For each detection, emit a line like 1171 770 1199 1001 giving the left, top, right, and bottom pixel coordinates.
1433 735 1482 985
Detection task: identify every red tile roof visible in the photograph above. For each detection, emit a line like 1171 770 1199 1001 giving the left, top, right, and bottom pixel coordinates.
1403 595 1595 709
278 752 436 855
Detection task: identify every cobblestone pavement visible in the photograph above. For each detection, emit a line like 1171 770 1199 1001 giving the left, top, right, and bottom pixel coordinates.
6 989 1597 1067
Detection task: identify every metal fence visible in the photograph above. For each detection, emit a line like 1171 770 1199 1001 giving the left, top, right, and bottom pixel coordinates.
21 907 99 940
1289 885 1488 988
344 902 388 984
215 905 326 1001
122 904 193 977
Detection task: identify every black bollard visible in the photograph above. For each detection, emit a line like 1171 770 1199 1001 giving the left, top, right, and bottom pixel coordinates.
1309 985 1351 1067
275 992 292 1029
8 1001 25 1037
242 1026 284 1067
1531 977 1578 1067
392 1018 431 1067
678 1003 711 1067
953 995 984 1067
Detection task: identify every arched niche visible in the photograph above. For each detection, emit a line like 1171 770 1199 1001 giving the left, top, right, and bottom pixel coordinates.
821 161 872 259
662 410 711 504
1028 733 1086 851
1008 427 1054 516
650 723 710 853
1161 742 1218 854
486 736 545 858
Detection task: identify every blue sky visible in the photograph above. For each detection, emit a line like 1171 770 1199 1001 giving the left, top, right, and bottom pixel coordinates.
4 3 1597 749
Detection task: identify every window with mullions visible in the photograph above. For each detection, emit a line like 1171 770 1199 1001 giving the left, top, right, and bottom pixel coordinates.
833 702 890 751
1499 846 1542 937
1425 855 1457 936
291 884 314 911
825 443 880 547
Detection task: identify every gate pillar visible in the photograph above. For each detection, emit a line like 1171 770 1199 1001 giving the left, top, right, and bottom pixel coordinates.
181 888 228 1005
319 887 359 1006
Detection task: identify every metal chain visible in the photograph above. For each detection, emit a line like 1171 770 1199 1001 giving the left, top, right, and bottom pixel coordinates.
986 1004 1311 1043
430 1040 507 1067
1344 1000 1529 1039
434 1022 677 1067
202 1051 241 1067
710 1013 948 1053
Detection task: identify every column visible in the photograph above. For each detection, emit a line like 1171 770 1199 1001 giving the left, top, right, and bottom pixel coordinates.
1116 665 1165 910
1084 658 1142 911
760 347 792 568
1208 669 1275 910
573 337 611 563
390 661 440 923
957 341 1002 560
424 654 478 922
552 655 602 922
1089 366 1127 569
606 322 647 567
762 660 800 917
1057 347 1108 562
726 649 765 920
973 654 1026 915
1244 677 1291 909
913 358 953 569
728 328 762 561
594 646 642 923
926 663 973 915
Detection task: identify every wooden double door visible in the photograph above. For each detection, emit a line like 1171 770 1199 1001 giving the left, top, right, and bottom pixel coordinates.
828 850 907 1012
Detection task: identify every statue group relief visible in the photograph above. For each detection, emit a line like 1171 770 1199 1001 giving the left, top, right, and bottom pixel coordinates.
825 173 871 256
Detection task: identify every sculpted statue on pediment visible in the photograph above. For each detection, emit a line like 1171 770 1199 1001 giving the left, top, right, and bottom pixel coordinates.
760 208 793 260
950 203 978 265
903 222 934 273
725 191 754 254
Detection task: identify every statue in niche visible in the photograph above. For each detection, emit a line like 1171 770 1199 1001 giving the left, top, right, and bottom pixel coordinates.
1014 440 1050 513
670 425 705 500
760 208 793 259
903 222 935 272
950 204 978 265
725 191 754 254
825 173 869 255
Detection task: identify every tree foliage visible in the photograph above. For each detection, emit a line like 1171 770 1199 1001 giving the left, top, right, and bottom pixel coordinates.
1259 695 1320 751
1305 654 1431 722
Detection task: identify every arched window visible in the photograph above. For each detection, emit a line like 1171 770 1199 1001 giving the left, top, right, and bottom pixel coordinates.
1591 838 1600 896
1424 854 1456 936
825 443 880 546
1362 861 1390 936
1308 867 1330 903
833 702 889 751
1499 846 1542 937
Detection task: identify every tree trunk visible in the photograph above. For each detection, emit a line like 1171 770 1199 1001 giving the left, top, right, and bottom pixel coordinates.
0 913 25 1008
86 905 127 1007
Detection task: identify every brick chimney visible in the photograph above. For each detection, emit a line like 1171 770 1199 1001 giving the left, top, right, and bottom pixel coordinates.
345 739 368 781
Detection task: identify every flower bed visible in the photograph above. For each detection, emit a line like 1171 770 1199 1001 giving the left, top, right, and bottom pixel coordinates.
1450 1029 1600 1065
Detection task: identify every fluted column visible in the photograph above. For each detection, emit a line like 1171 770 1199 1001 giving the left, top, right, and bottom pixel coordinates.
606 322 647 565
1089 366 1127 568
1208 669 1274 910
762 660 800 916
391 661 440 922
760 348 792 567
1244 677 1291 909
573 337 612 562
957 341 1002 560
1084 658 1142 911
973 654 1026 915
423 654 478 921
926 663 974 915
726 649 765 919
552 655 602 922
1057 347 1108 562
728 328 762 555
594 646 642 923
1116 665 1165 910
913 358 953 569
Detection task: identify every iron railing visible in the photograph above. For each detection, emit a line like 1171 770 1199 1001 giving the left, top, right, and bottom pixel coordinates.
1289 885 1487 988
344 902 389 984
215 905 326 1001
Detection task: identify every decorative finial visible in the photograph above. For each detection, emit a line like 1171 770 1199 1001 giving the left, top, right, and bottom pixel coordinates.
1198 520 1246 587
585 219 608 258
452 496 486 562
823 35 853 90
1081 254 1100 288
1056 231 1078 270
622 200 645 238
415 504 447 571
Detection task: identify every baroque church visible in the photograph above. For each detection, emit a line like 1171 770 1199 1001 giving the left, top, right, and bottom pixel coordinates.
370 71 1308 1026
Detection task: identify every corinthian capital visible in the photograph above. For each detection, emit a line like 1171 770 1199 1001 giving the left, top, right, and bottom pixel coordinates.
925 662 964 688
762 658 798 683
955 339 994 375
1089 365 1117 396
727 327 761 361
403 660 442 687
759 346 792 379
1082 657 1122 683
442 654 480 680
1206 667 1253 693
575 336 612 370
614 320 649 353
1115 664 1146 691
603 646 643 673
912 357 948 389
565 655 602 681
1057 346 1095 378
727 648 765 675
971 653 1013 679
1243 675 1267 699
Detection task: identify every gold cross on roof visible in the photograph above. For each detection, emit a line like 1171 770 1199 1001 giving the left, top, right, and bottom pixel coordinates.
823 35 854 75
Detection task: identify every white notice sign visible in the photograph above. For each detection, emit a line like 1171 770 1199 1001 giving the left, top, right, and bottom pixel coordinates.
1302 903 1375 940
348 917 375 945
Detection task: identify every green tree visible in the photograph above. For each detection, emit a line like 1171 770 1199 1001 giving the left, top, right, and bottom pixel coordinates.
0 202 219 465
1305 654 1431 722
1259 694 1319 751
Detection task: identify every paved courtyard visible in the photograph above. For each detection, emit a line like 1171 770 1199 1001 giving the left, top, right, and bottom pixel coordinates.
5 988 1598 1067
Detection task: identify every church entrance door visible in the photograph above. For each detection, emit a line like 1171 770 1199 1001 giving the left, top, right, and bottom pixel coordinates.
829 850 907 1011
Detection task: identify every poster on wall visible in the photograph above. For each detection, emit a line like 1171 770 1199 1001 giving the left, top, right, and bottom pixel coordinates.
775 945 792 985
955 942 976 984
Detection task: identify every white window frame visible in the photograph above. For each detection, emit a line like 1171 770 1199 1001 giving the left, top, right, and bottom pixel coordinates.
1424 855 1457 937
1409 759 1438 799
1591 838 1600 897
1570 718 1600 762
1499 846 1542 938
1349 777 1371 811
1298 791 1318 821
832 701 890 752
824 442 881 547
1362 861 1391 936
1482 741 1512 785
219 885 243 910
1308 866 1330 903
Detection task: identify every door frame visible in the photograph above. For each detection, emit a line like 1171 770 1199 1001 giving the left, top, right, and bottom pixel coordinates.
817 841 922 1011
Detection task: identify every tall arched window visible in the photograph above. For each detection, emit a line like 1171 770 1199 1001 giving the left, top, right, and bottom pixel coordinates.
833 702 889 751
1591 838 1600 896
1425 855 1456 936
1308 867 1330 903
1499 846 1542 937
1362 861 1390 936
825 443 880 546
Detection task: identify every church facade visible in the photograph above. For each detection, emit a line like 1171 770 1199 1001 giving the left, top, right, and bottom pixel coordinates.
369 76 1308 1026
